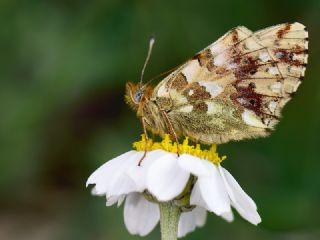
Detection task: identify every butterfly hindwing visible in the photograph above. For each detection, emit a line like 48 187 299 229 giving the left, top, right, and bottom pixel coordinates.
152 23 308 144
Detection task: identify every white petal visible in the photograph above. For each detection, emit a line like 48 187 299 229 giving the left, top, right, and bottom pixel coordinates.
86 151 134 187
124 193 160 236
194 207 207 227
147 153 190 201
219 166 261 225
86 151 140 195
107 151 145 196
190 181 210 210
106 195 120 206
191 163 231 215
108 173 138 197
221 211 234 222
91 186 104 196
177 207 207 238
178 154 212 177
117 195 126 207
126 150 168 192
178 211 196 238
106 195 125 207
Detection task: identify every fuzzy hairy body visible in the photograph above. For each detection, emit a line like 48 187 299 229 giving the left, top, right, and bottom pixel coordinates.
127 23 308 144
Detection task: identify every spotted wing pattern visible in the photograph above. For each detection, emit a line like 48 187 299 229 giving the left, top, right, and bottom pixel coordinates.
152 23 308 144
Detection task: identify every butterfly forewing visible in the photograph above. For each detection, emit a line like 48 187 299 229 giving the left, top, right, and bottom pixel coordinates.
151 23 308 144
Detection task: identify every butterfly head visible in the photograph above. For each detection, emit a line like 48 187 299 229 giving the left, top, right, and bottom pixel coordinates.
125 82 153 110
125 82 143 108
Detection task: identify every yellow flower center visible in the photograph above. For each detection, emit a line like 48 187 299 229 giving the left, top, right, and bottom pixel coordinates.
133 134 226 165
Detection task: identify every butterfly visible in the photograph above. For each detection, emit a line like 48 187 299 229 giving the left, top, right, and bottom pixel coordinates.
125 22 308 158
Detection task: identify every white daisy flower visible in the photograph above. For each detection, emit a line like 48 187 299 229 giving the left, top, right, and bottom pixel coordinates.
87 135 261 238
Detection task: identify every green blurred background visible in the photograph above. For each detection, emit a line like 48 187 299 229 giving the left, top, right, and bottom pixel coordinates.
0 0 319 239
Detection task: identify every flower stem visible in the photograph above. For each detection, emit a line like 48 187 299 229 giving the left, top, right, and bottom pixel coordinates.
159 202 181 240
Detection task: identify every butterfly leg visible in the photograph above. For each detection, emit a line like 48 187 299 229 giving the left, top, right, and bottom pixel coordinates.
193 140 199 148
161 111 180 156
138 116 148 166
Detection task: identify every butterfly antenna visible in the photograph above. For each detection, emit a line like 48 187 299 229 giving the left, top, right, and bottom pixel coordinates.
140 35 155 86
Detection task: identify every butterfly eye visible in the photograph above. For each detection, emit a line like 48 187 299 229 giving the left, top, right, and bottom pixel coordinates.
134 89 143 103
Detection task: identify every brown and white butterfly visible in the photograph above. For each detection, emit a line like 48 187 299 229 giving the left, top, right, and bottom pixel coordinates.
125 22 308 152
